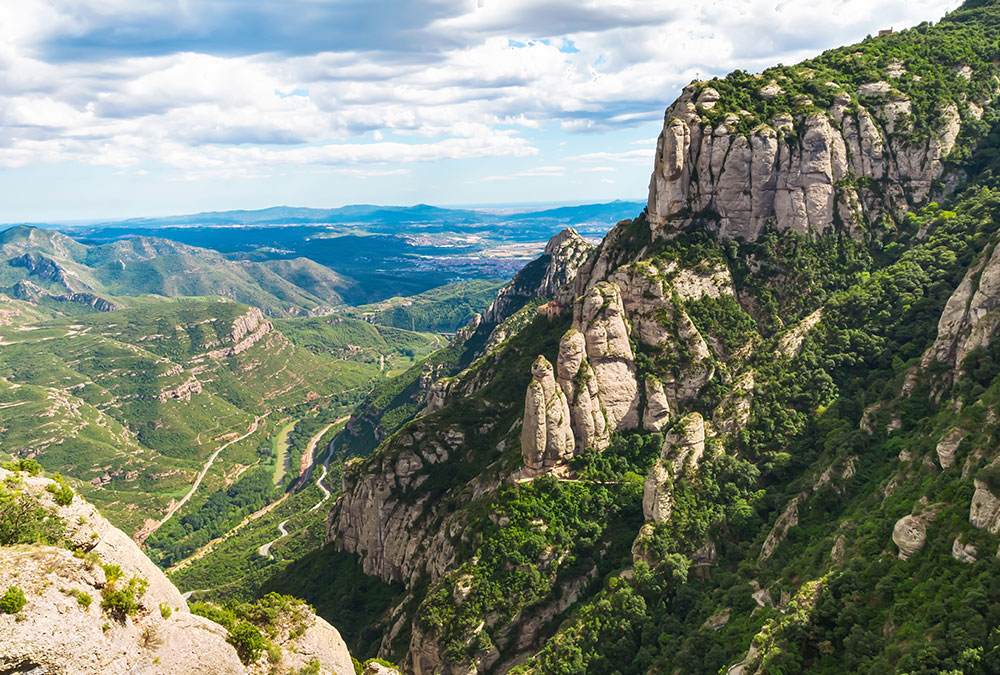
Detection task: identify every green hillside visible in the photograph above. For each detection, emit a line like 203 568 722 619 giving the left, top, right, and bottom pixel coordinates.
0 225 351 317
0 297 441 538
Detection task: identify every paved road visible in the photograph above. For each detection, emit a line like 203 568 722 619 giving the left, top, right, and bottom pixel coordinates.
257 519 289 560
137 415 264 543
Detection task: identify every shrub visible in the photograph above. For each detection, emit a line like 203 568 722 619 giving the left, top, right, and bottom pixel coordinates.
0 586 26 614
101 564 123 584
159 602 172 619
0 485 63 545
1 458 42 476
45 474 74 506
101 576 148 621
229 620 265 664
61 587 92 608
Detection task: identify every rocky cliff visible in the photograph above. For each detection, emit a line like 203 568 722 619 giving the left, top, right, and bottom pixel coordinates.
323 3 1000 672
647 65 993 241
0 466 357 675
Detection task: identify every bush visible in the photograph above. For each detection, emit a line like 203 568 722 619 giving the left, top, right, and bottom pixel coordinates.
45 473 74 506
0 585 26 614
1 458 42 476
0 485 63 546
101 576 148 621
159 602 172 619
229 620 265 664
62 587 92 608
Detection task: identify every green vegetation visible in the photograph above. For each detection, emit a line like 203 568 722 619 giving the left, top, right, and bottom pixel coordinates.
696 1 1000 146
0 585 26 614
229 621 265 664
46 473 74 506
190 592 312 665
339 279 504 333
0 477 64 546
101 574 148 621
263 547 403 659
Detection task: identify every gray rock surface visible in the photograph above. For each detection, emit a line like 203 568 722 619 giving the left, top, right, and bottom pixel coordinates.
647 82 972 241
970 478 1000 534
0 468 355 675
892 514 927 560
520 355 575 475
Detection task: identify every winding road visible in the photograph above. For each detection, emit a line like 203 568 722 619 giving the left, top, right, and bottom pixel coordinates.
136 415 265 543
257 519 289 560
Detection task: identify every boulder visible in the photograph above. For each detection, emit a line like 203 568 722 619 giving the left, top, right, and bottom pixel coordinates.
892 514 927 560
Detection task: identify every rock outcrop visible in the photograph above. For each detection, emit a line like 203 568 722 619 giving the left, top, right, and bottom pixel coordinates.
0 467 356 675
330 421 475 584
520 356 575 475
936 427 966 469
205 307 275 359
481 229 593 326
555 329 609 451
921 243 1000 378
952 536 978 563
641 413 708 525
647 81 973 240
573 282 640 430
892 514 928 560
970 478 1000 534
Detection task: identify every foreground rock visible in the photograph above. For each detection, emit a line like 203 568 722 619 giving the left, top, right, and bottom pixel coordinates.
0 467 356 675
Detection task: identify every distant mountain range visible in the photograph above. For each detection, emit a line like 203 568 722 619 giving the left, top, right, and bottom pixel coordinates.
5 200 646 231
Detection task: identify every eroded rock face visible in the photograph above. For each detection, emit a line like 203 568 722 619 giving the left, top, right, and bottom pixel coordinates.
641 413 708 525
330 423 475 585
643 379 672 432
642 461 673 523
521 356 575 474
936 428 966 469
892 514 927 560
205 307 278 359
970 479 1000 534
482 228 593 326
952 536 979 564
647 82 973 241
759 496 801 563
922 242 1000 379
574 282 641 430
663 412 707 475
556 329 610 451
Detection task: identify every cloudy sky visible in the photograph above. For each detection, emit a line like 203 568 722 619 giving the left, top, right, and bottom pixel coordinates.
0 0 960 222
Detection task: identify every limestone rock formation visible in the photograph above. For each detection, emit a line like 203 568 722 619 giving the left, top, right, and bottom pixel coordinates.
574 282 640 430
643 378 671 432
892 514 927 560
521 356 575 475
482 228 593 326
662 412 708 475
642 461 673 523
647 81 973 240
555 329 610 451
330 421 475 584
0 468 356 675
759 496 801 563
205 307 276 359
936 427 966 469
922 243 1000 379
642 413 708 524
970 478 1000 534
952 536 978 563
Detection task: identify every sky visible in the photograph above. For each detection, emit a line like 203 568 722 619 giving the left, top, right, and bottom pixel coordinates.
0 0 962 222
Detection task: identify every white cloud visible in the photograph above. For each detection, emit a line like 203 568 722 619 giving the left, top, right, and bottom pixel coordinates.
0 0 962 178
